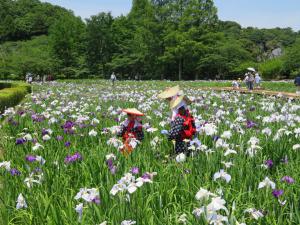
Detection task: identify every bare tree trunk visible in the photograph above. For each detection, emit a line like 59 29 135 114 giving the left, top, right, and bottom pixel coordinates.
178 58 182 81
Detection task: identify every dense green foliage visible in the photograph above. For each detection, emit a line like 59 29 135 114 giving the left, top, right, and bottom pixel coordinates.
49 13 86 79
0 0 68 42
0 0 300 80
0 36 53 80
0 82 31 113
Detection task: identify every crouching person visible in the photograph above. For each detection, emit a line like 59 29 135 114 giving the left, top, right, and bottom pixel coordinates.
162 96 196 155
117 108 144 156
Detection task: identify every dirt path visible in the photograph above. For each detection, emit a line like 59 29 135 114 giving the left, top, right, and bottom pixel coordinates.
197 87 300 99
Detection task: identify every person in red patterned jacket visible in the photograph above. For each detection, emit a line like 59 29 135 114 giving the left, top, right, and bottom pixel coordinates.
162 95 196 155
117 108 144 155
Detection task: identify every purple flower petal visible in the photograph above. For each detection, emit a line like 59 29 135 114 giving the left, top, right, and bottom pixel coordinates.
131 167 139 175
281 176 294 184
272 189 284 198
26 155 36 162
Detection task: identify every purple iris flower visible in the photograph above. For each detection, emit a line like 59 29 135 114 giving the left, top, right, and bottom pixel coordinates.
64 141 71 147
31 114 44 122
264 159 273 168
62 121 75 134
131 167 139 175
272 189 284 198
42 128 49 136
110 166 117 175
26 155 36 162
102 128 109 133
10 168 21 176
106 159 113 168
56 135 63 141
106 159 117 174
142 173 151 180
281 176 294 184
62 121 74 130
17 110 25 116
64 152 82 164
92 197 101 204
212 136 219 142
246 120 256 128
16 138 26 145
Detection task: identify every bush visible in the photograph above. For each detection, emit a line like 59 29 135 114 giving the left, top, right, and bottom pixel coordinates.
0 82 31 113
0 83 12 90
258 58 284 80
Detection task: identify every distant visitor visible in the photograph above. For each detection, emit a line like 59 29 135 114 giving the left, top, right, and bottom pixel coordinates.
110 72 117 86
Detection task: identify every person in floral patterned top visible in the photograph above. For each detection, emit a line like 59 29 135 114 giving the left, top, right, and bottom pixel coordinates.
167 96 196 154
117 108 144 155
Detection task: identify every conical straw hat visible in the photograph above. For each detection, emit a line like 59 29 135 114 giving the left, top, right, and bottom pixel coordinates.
122 108 144 116
169 95 192 109
158 85 181 99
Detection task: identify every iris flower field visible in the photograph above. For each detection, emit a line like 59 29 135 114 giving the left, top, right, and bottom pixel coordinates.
0 80 299 225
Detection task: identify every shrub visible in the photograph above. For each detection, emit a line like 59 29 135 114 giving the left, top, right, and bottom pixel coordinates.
258 58 284 80
0 82 31 113
0 83 12 90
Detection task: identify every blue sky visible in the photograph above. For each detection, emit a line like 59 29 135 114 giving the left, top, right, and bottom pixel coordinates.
42 0 300 31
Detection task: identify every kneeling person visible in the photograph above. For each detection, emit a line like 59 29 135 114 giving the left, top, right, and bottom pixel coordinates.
165 96 196 154
118 108 144 155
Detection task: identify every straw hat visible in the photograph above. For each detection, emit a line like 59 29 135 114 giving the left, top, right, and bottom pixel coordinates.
122 108 144 116
158 85 181 99
169 95 192 109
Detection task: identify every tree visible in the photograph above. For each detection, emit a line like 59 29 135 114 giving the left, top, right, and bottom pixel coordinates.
109 0 160 80
0 35 54 79
0 0 70 42
162 0 218 80
86 13 114 77
283 38 300 77
49 12 86 76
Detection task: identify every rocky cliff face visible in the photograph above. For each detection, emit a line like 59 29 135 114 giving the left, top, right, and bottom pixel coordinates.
257 47 283 61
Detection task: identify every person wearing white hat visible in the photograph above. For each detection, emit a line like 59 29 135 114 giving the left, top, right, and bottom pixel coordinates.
158 85 182 102
158 85 187 121
255 72 262 88
162 95 196 154
244 72 250 89
117 108 144 155
248 72 255 90
246 67 256 90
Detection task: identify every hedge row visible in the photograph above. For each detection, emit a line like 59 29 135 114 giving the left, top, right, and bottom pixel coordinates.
0 82 31 113
0 83 12 90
